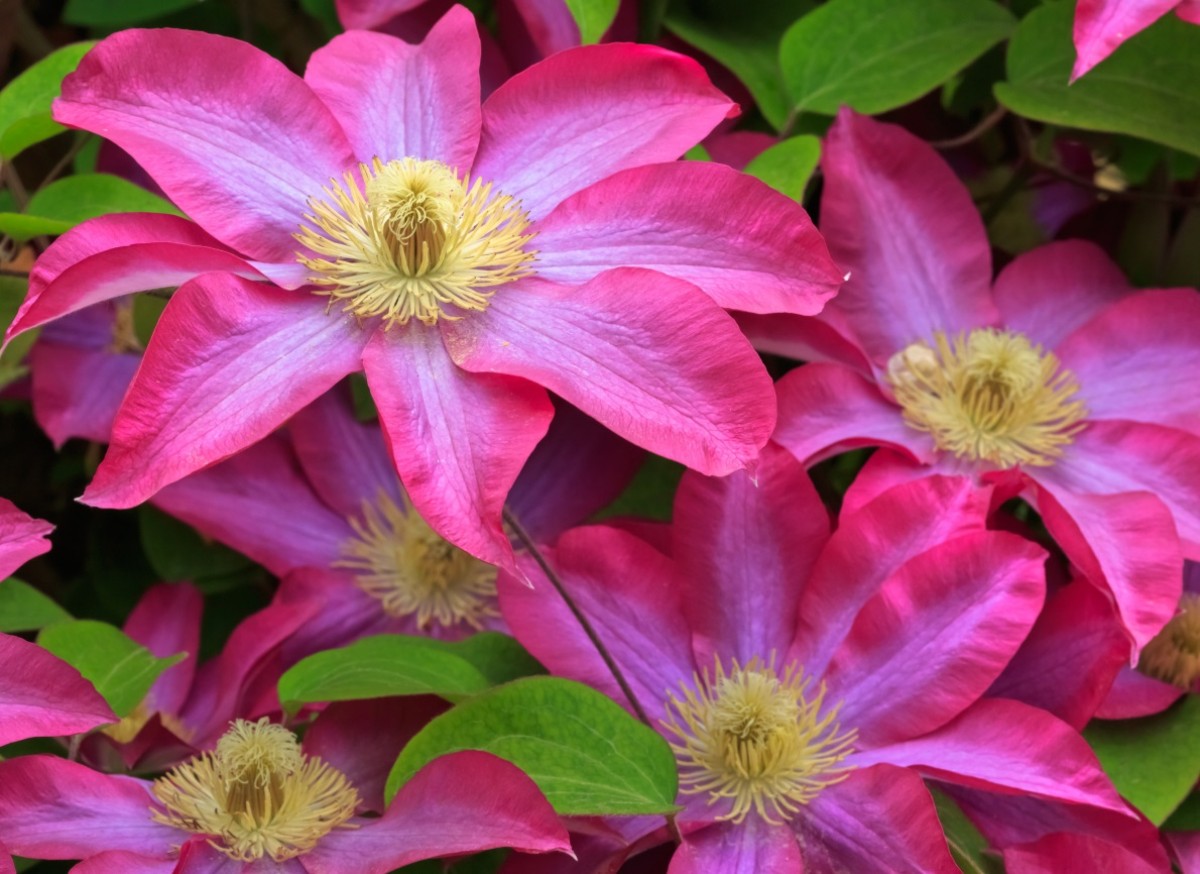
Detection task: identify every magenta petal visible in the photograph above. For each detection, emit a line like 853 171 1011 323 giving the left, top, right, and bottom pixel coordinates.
0 756 174 859
533 161 842 315
820 109 997 362
304 751 570 873
473 43 735 218
0 633 114 744
336 0 427 29
1095 665 1185 719
72 851 177 874
82 275 367 509
124 583 202 716
668 819 801 873
0 844 10 874
444 270 774 476
56 29 355 262
1169 831 1200 874
0 498 53 579
826 531 1046 745
737 311 873 375
672 444 829 667
305 7 481 170
1005 833 1170 874
1072 0 1180 79
363 325 553 566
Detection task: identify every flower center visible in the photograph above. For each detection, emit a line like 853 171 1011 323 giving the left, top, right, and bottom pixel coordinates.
886 328 1087 468
151 718 359 862
297 157 535 328
1139 593 1200 688
661 656 857 825
335 491 499 630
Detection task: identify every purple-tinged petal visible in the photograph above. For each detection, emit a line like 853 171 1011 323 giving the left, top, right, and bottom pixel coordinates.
825 531 1046 746
533 161 841 315
124 582 202 716
0 632 114 744
992 240 1133 351
73 851 177 874
336 0 427 29
1169 831 1200 873
819 109 997 362
304 751 571 873
737 311 873 375
473 43 735 218
0 844 10 874
0 498 52 579
174 840 303 873
1004 833 1171 874
839 449 993 519
503 0 584 61
444 270 774 477
55 29 355 262
0 756 174 859
1095 666 1185 719
305 8 481 170
275 569 406 662
1072 0 1180 79
668 819 801 873
800 764 957 874
673 444 829 668
363 324 553 566
854 699 1127 811
82 275 367 509
773 363 932 466
151 434 349 576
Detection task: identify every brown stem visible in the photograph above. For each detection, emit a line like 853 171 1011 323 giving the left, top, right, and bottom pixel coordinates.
932 105 1008 150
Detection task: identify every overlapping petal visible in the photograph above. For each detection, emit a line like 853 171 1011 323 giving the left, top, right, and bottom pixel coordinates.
0 634 114 745
0 499 53 579
669 819 802 873
1072 0 1181 79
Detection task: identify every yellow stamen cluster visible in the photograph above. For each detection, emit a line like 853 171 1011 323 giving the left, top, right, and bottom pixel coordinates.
662 656 857 825
151 718 359 862
336 491 499 630
887 328 1087 468
1140 593 1200 688
297 157 535 328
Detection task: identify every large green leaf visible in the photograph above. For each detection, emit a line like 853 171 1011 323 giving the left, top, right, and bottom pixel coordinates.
0 277 39 390
0 579 72 633
0 174 181 242
780 0 1014 117
1085 695 1200 824
63 0 205 26
996 3 1200 158
0 42 95 159
38 620 185 718
386 676 679 816
564 0 619 44
743 135 821 202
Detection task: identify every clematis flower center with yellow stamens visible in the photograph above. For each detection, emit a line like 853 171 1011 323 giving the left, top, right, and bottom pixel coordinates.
297 157 536 328
151 718 359 862
662 656 857 825
886 328 1087 468
1139 593 1200 688
336 491 499 630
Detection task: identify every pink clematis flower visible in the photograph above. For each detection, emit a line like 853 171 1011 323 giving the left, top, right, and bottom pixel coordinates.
7 6 839 567
0 497 53 578
497 446 1130 871
1073 0 1200 80
761 109 1200 653
0 717 570 873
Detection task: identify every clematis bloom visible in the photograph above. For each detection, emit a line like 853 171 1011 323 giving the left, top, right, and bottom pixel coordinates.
1072 0 1200 79
7 6 840 566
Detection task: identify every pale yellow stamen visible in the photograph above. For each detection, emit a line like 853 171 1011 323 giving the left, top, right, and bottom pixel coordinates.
336 491 499 630
100 701 191 745
151 719 359 862
662 655 857 825
297 157 535 328
1140 593 1200 688
887 328 1087 468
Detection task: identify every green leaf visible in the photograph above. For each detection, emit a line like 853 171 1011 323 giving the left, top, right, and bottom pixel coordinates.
665 0 815 130
996 3 1200 158
0 213 72 239
138 506 253 585
38 620 185 718
0 579 72 632
743 135 821 201
932 788 1005 874
563 0 619 44
0 174 182 242
448 632 546 686
0 276 39 390
386 676 679 815
63 0 205 26
1085 695 1200 824
780 0 1014 117
595 453 683 522
0 42 96 159
1163 790 1200 831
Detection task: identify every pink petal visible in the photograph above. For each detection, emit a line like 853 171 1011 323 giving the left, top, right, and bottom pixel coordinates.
1072 0 1180 79
773 363 932 466
0 632 114 744
305 751 570 872
498 526 694 723
992 240 1133 351
504 0 583 60
55 29 355 262
1169 830 1200 873
275 569 401 662
82 275 368 509
672 444 829 668
737 311 873 375
819 109 997 363
668 819 802 873
1005 833 1170 874
1055 289 1200 432
472 43 735 218
336 0 427 29
0 756 174 859
124 583 202 716
825 531 1046 746
1180 0 1200 23
444 270 774 476
854 699 1127 811
533 161 841 315
305 7 481 171
0 498 53 579
1095 665 1185 719
0 844 9 874
364 325 553 566
73 851 177 874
